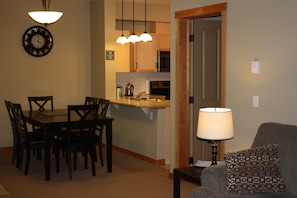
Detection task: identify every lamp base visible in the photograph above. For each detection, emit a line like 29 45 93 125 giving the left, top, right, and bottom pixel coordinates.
210 140 218 165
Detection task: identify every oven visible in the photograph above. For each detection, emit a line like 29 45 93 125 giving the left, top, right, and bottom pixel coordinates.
149 81 170 99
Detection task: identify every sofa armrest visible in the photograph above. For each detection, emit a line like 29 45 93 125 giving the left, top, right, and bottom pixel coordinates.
201 164 227 193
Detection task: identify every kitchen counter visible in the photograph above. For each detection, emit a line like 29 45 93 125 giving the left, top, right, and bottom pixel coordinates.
109 96 170 109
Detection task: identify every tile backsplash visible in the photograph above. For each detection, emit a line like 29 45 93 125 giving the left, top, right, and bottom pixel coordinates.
116 72 170 96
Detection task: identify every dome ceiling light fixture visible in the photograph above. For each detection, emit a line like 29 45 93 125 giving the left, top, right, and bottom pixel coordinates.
128 0 140 43
116 0 128 44
28 0 63 26
139 0 152 42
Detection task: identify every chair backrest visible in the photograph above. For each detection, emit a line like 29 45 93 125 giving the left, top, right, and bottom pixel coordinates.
84 96 99 105
98 98 110 117
67 104 99 131
4 100 15 130
4 100 19 143
28 96 54 112
10 103 30 144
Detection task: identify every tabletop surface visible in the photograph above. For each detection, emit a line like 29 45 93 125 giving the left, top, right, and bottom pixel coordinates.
23 109 113 126
174 166 205 180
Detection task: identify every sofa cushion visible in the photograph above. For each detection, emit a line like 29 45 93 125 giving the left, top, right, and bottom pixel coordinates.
225 144 286 194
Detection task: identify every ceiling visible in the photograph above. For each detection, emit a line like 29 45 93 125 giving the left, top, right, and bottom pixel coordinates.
116 0 170 5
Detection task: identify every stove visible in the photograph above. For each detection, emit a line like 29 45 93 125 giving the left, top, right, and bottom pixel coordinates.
149 81 170 99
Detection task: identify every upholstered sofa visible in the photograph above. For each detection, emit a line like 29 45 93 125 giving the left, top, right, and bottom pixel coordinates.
191 122 297 198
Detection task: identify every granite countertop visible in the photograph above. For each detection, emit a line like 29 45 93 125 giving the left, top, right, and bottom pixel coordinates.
109 96 170 109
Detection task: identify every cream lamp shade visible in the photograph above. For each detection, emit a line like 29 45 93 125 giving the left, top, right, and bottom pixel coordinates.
197 107 234 140
139 32 152 42
28 11 63 25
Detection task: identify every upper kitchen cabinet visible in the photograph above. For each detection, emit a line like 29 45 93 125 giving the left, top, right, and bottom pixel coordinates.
157 33 170 51
155 23 170 51
130 32 170 72
130 33 157 72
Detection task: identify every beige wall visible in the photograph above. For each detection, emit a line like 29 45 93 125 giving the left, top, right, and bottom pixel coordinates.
170 0 297 164
0 0 91 147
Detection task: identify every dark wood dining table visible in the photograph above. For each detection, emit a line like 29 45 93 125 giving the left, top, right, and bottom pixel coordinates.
22 109 114 181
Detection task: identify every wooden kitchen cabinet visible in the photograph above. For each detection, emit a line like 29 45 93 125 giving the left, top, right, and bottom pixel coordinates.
130 33 170 72
130 33 157 72
157 33 170 51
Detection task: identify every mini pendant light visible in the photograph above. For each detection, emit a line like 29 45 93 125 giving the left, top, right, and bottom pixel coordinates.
139 0 152 42
116 0 128 44
128 0 140 43
28 0 63 26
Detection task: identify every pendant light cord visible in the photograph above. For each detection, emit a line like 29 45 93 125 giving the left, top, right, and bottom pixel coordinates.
132 0 135 34
121 0 124 35
144 0 147 32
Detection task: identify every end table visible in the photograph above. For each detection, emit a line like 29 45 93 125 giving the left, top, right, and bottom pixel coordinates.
173 166 205 198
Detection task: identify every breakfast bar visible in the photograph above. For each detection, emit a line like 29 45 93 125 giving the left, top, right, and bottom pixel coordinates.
109 96 171 165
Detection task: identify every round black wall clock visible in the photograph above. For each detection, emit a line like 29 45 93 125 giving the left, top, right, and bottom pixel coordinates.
22 26 53 57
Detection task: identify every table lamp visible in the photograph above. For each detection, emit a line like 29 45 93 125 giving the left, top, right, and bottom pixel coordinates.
197 107 234 165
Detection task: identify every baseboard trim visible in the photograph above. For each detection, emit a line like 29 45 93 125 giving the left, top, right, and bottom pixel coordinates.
112 145 165 166
0 147 13 152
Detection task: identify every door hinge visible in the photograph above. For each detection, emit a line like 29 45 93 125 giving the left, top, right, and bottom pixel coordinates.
189 156 194 165
189 34 194 42
189 96 194 104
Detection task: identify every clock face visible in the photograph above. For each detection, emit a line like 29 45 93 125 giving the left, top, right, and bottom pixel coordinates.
22 26 53 57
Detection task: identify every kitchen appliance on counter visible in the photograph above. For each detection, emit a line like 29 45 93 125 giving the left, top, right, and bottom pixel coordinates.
125 82 134 96
149 81 170 99
157 51 170 72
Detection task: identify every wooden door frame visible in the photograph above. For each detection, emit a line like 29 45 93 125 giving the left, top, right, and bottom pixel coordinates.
174 3 227 167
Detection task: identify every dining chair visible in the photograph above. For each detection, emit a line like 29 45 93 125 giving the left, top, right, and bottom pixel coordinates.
28 96 54 135
4 100 20 168
28 96 54 112
95 98 110 167
10 102 58 175
55 104 99 179
85 96 99 105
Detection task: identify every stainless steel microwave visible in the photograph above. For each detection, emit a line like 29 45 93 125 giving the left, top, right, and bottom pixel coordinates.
157 51 170 72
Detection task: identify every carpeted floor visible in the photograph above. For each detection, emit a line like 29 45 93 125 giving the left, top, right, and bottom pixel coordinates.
0 184 9 196
0 148 197 198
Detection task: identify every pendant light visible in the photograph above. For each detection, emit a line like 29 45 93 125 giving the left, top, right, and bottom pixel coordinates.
139 0 152 42
116 0 128 44
28 0 63 26
128 0 140 43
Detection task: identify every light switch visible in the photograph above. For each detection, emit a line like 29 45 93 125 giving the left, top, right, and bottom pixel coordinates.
253 96 259 108
251 59 260 73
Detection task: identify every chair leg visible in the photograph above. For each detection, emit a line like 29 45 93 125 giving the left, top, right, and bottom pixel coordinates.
54 147 60 173
24 148 30 175
73 152 77 170
68 150 72 179
18 148 23 171
84 151 88 169
14 144 20 169
98 134 104 167
90 148 96 177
